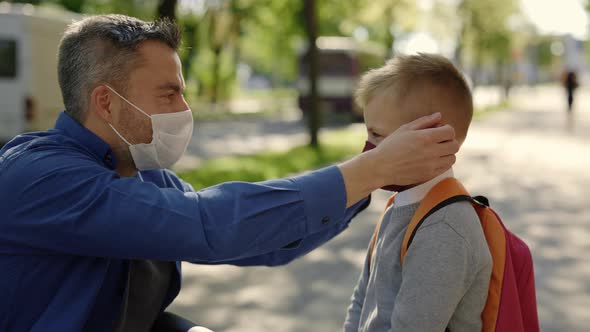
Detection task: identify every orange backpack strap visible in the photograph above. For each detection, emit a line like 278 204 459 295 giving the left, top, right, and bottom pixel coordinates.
399 177 507 332
367 195 396 273
477 206 506 332
400 177 472 266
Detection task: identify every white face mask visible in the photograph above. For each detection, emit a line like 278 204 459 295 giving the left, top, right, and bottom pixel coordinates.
106 86 194 170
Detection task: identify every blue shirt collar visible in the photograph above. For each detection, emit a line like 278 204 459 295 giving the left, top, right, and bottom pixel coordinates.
54 111 117 169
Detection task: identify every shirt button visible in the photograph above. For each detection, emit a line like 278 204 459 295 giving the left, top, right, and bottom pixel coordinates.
322 216 330 225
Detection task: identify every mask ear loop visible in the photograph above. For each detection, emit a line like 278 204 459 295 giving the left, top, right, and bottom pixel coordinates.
104 85 151 147
108 123 132 146
105 85 151 118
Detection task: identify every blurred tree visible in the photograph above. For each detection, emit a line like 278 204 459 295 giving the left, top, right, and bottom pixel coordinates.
8 0 43 4
585 1 590 64
354 0 417 57
316 0 360 36
529 36 559 84
10 0 83 11
157 0 177 21
184 0 261 104
208 5 228 104
15 0 158 19
81 0 156 20
239 0 303 84
455 0 517 86
178 15 199 83
53 0 85 12
303 0 319 147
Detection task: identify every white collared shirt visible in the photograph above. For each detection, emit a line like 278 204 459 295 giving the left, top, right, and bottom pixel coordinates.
392 168 455 208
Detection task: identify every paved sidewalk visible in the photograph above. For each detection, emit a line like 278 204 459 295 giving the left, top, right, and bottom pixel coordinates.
169 85 590 331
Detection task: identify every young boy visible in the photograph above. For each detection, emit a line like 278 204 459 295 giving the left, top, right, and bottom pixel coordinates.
344 54 493 332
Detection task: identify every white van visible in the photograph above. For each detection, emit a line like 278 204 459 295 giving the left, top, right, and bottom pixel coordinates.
0 2 79 143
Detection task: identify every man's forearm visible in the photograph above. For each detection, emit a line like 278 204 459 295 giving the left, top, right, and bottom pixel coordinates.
338 152 381 208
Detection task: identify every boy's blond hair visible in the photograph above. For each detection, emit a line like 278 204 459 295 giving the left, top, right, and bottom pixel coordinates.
356 53 473 142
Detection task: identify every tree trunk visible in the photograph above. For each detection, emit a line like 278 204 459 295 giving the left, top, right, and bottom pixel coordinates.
57 0 86 13
471 48 484 88
211 46 222 105
181 22 197 81
453 25 465 68
384 5 395 57
157 0 177 21
303 0 320 148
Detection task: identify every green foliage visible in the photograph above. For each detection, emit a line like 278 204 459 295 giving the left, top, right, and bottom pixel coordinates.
190 42 235 99
23 0 532 102
317 0 362 36
239 0 303 82
178 128 364 190
29 0 421 95
353 0 417 53
585 1 590 64
457 0 517 66
535 37 557 68
51 0 85 12
473 100 510 120
77 0 157 19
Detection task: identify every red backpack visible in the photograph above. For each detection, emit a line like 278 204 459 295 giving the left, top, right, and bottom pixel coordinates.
368 178 539 332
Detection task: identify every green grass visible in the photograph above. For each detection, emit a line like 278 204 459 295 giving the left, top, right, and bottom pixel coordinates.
474 100 510 120
178 128 364 190
191 107 281 122
233 87 297 99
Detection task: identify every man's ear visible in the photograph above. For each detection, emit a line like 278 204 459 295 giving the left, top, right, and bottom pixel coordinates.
90 85 115 123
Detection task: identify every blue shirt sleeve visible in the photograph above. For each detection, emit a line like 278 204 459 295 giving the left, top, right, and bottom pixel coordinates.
190 197 370 266
170 170 370 266
0 148 364 263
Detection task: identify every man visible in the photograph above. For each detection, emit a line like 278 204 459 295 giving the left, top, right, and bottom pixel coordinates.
0 15 458 332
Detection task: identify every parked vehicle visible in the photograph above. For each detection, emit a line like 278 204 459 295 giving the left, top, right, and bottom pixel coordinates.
297 36 386 121
0 2 78 143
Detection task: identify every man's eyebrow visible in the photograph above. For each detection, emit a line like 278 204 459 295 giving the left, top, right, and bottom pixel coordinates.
156 83 185 93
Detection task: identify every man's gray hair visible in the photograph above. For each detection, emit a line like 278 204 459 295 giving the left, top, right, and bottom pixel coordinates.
58 14 181 122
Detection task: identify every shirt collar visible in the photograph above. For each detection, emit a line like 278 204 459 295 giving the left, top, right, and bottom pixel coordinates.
392 168 455 208
54 111 117 169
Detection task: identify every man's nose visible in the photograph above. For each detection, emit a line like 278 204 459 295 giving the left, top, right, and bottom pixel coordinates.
179 95 190 111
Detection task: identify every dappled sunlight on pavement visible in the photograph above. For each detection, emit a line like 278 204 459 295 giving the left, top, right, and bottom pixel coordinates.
169 85 589 331
456 85 590 332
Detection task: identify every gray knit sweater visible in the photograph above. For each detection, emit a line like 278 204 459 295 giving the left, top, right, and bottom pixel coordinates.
343 201 492 332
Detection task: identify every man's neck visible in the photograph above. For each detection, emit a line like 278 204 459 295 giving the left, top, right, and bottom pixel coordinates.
112 147 138 177
116 164 138 177
83 115 138 177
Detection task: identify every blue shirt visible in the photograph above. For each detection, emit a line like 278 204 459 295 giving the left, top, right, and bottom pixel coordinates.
0 112 368 331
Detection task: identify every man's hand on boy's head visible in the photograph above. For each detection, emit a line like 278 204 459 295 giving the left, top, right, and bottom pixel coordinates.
338 113 459 207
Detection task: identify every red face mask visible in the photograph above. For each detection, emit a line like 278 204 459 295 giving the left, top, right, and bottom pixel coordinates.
362 140 412 192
